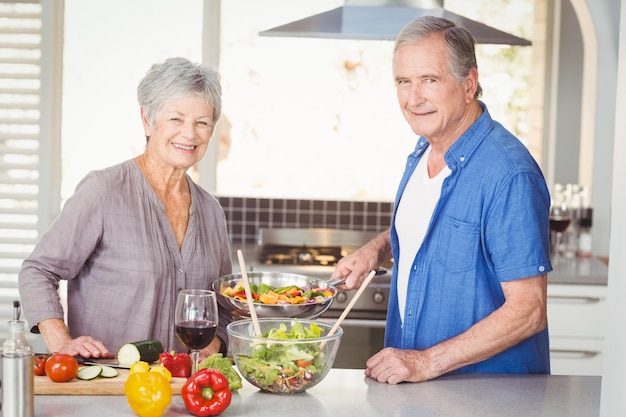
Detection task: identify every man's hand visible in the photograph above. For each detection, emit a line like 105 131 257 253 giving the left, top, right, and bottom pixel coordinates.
365 347 434 384
331 230 392 289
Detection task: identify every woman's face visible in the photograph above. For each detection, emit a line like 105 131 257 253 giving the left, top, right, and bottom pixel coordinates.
141 95 215 170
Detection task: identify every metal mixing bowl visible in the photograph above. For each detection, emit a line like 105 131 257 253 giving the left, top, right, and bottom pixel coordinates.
213 271 339 319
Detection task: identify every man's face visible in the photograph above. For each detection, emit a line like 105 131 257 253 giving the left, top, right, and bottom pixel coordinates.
393 34 477 146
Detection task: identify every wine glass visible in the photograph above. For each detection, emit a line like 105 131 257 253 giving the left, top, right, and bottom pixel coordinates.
175 289 218 375
549 202 571 258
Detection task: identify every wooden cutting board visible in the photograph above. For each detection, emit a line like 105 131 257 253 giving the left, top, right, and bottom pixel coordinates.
34 368 187 395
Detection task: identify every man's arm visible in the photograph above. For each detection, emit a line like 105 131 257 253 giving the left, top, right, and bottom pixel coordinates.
365 274 548 383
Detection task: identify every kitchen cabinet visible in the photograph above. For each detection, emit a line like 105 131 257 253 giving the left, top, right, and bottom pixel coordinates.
547 281 607 376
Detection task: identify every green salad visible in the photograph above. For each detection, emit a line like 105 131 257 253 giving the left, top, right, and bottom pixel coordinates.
235 321 329 393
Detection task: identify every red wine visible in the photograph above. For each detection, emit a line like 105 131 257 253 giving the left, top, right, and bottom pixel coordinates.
550 217 571 232
175 320 217 350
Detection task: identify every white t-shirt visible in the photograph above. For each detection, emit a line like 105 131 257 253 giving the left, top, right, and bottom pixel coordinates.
395 147 451 324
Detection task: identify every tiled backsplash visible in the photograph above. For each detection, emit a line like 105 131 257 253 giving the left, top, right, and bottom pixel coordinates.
217 196 394 245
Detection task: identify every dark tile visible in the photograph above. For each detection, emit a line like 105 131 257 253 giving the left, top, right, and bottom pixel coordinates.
272 212 283 224
259 211 270 223
231 210 243 222
286 199 298 210
232 197 244 208
230 224 243 236
299 213 311 225
313 200 325 211
245 198 258 209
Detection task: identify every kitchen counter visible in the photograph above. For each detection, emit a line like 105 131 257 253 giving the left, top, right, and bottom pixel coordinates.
548 256 608 285
35 369 601 417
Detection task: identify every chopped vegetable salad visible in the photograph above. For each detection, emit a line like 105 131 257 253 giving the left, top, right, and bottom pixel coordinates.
221 282 335 305
234 321 330 394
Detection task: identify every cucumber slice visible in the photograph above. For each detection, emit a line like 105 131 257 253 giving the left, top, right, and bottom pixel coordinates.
97 364 119 378
77 365 102 380
117 339 164 366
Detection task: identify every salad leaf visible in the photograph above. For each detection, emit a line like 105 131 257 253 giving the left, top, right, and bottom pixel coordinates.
266 321 322 340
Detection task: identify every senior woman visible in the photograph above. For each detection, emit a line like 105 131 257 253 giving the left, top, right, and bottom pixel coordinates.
18 57 232 360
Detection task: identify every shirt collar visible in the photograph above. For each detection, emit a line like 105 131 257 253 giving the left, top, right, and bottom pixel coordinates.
409 102 492 167
444 101 492 169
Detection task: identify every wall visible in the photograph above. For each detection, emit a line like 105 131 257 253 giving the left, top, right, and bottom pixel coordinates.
554 0 583 184
219 197 393 244
548 0 619 257
587 0 620 257
599 0 626 411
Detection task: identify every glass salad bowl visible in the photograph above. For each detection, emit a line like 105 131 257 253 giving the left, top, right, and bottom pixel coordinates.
227 318 343 394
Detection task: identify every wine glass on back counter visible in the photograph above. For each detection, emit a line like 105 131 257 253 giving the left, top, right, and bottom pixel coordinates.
175 289 218 374
549 202 571 257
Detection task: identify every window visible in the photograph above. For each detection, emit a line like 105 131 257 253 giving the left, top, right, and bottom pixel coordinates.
215 0 536 201
0 0 62 349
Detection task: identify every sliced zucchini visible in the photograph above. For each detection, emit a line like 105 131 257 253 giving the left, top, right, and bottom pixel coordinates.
77 365 102 380
97 364 119 378
117 339 164 366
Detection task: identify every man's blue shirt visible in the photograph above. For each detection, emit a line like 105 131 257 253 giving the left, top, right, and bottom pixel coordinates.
386 103 553 374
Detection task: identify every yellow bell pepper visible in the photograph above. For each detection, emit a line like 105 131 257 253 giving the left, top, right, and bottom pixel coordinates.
150 365 172 382
124 371 172 417
130 361 151 374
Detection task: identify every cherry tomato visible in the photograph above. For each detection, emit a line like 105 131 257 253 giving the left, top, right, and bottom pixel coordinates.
44 353 79 382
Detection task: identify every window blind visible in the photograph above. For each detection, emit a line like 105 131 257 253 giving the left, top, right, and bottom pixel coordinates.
0 0 62 352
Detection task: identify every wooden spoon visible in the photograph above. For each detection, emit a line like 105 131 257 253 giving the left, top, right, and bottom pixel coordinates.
236 249 262 337
321 269 378 348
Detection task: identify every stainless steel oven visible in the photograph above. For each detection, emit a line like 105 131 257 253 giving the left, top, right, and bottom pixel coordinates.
247 227 391 369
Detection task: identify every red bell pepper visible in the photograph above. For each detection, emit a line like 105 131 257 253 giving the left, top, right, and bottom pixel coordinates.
33 354 48 376
181 368 232 417
159 351 192 378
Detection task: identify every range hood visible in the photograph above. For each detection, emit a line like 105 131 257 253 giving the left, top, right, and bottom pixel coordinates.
259 0 531 46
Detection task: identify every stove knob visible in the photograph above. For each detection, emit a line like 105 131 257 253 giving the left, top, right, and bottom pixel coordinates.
373 290 385 304
336 291 348 303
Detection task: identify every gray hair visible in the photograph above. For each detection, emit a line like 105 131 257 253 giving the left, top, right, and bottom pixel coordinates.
137 57 222 126
393 16 483 99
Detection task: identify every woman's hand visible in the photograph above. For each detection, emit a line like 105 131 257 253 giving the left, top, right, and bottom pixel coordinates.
55 336 114 359
38 318 113 358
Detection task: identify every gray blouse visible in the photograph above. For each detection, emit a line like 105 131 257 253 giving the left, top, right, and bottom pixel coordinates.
18 159 233 353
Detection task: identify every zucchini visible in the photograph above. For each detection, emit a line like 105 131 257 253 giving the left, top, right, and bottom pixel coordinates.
98 364 119 378
117 339 164 366
77 365 102 380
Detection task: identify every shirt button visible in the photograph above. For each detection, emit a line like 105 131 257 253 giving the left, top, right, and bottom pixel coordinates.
460 156 466 162
177 268 183 274
538 265 546 272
